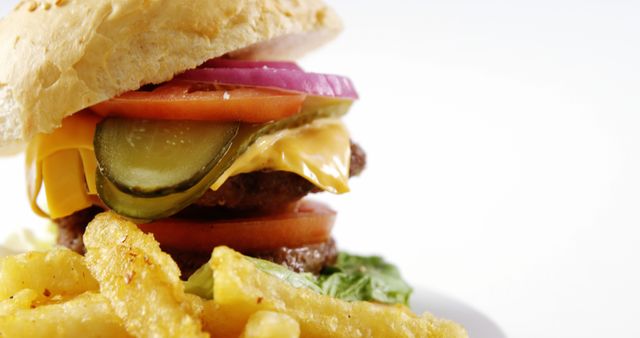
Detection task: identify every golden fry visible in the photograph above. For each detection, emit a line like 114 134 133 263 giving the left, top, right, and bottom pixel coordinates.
210 246 468 338
198 298 249 338
240 311 300 338
83 211 208 338
0 292 130 338
0 214 467 338
0 248 98 301
0 288 39 316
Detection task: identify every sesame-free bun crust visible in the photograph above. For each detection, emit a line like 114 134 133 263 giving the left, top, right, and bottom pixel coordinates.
0 0 341 149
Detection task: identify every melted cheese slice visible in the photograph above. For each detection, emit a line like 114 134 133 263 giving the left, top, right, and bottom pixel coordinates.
26 113 351 219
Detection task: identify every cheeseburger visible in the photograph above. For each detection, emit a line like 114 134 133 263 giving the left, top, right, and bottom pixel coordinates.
1 0 437 318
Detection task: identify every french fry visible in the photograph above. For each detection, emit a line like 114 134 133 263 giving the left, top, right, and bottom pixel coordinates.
199 298 250 338
0 212 467 338
0 288 39 316
0 248 98 301
0 249 127 337
240 311 300 338
0 292 131 338
83 211 208 338
197 300 302 338
210 246 468 338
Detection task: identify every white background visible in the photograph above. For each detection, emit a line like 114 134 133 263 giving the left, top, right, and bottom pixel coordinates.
2 1 640 337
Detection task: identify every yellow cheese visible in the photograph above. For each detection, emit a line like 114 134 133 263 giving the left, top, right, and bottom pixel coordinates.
26 112 101 218
79 149 98 195
42 150 93 218
27 113 351 219
211 118 350 194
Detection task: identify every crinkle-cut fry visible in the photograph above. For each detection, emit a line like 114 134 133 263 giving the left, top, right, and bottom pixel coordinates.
0 291 131 338
84 211 208 338
240 311 301 338
0 248 98 300
211 246 468 338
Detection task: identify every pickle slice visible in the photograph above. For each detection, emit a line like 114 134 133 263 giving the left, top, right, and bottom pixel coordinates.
95 118 239 196
97 98 353 220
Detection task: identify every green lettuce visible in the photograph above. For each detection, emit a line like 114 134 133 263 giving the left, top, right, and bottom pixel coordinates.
183 252 412 306
249 258 323 293
184 263 214 300
317 253 413 305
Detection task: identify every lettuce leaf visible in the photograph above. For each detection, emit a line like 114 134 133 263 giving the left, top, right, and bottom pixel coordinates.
249 257 323 293
184 252 412 306
318 253 413 306
184 262 214 299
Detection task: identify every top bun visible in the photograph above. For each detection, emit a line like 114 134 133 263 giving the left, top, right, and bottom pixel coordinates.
0 0 341 149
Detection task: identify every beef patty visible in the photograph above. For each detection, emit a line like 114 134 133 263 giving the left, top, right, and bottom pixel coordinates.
191 141 366 211
54 142 365 276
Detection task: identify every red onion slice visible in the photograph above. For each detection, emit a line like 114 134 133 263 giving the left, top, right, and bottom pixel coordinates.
200 58 304 71
177 68 359 100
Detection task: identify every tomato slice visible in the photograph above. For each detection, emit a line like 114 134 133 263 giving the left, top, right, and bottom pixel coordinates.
137 200 335 253
90 81 306 123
